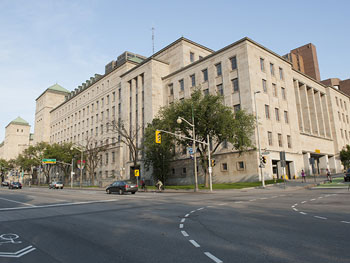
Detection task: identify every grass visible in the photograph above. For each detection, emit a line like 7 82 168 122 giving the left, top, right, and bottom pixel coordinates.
148 179 284 190
317 177 349 188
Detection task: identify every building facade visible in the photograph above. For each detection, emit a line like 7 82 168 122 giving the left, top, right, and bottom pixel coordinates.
35 37 348 185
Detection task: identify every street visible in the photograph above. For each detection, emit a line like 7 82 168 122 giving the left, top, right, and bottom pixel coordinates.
0 184 349 263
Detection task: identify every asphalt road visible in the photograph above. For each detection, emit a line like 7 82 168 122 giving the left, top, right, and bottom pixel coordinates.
0 183 349 263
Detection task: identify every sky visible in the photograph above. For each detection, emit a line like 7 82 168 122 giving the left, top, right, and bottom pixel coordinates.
0 0 349 141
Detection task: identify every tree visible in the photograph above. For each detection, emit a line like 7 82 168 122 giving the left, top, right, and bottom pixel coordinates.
156 89 255 187
143 119 175 184
340 145 350 169
107 119 144 179
45 143 75 180
0 159 12 182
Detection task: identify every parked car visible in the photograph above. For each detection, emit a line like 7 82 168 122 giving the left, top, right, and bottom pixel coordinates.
106 180 138 195
9 182 22 189
1 181 9 187
345 169 350 182
49 181 64 189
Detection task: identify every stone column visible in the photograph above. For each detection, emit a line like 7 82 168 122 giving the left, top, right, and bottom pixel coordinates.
289 161 296 179
294 80 304 132
303 152 312 176
319 155 329 175
328 155 337 173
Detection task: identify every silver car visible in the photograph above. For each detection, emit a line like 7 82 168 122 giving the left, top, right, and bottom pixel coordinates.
49 181 64 189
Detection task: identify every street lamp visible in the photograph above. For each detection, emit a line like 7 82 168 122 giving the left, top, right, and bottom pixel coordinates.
254 91 265 188
71 145 84 188
177 114 198 192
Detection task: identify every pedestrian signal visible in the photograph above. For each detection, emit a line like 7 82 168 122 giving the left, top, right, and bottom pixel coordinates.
211 159 216 166
262 156 267 164
155 130 161 144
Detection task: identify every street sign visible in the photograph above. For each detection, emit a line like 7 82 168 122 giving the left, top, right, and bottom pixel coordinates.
42 159 56 164
309 157 315 165
77 160 85 169
315 149 320 154
262 151 270 155
187 147 193 155
134 169 140 177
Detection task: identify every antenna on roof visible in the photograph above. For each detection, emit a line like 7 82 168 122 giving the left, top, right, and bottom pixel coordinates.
152 26 155 55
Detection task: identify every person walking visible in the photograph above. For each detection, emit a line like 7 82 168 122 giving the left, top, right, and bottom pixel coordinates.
140 178 146 192
156 180 163 192
326 168 332 183
301 169 306 183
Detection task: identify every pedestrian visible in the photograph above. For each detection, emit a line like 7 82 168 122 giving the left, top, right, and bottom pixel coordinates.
141 178 146 192
301 169 306 183
156 180 163 192
326 168 332 183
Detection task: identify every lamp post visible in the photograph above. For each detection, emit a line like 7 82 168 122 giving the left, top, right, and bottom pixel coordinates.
177 112 198 192
254 91 265 188
71 145 83 188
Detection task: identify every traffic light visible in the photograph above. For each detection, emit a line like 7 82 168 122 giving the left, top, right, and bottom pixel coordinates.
262 156 267 164
211 159 216 167
155 130 161 144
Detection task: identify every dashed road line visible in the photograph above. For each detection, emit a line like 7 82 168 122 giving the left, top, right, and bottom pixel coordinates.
310 198 316 201
179 224 184 229
204 252 223 263
301 201 307 204
0 197 36 207
190 210 196 213
341 221 350 224
189 240 200 247
185 214 190 217
181 231 189 237
314 216 327 220
300 212 307 215
181 218 185 223
197 207 204 211
293 208 298 211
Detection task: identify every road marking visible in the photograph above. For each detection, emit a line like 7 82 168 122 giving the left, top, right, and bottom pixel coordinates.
301 201 307 204
271 196 278 198
341 221 350 224
197 207 204 210
314 216 327 220
260 197 267 200
293 203 298 206
185 214 190 217
293 208 298 211
204 252 223 263
0 199 119 211
181 231 189 237
179 224 184 229
0 245 36 258
300 212 307 215
318 197 323 199
207 206 213 208
190 210 196 213
291 205 295 208
235 201 243 203
249 199 256 202
310 199 316 201
0 197 36 207
181 218 185 223
189 240 200 247
218 203 226 206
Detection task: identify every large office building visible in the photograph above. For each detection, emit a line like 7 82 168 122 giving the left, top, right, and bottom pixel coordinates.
32 37 349 185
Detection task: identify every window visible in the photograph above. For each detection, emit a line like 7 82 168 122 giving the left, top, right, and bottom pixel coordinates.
169 83 174 95
341 129 344 138
179 79 184 91
112 92 116 102
279 67 284 80
202 69 208 82
278 133 283 147
336 97 339 106
199 55 203 60
347 115 349 124
265 105 270 119
268 131 273 146
215 63 222 76
222 163 228 171
270 63 275 76
234 104 241 112
230 56 237 70
260 58 265 71
105 153 109 165
284 111 289 124
346 130 348 140
190 74 196 87
217 84 223 96
338 111 341 120
340 99 343 108
112 152 115 163
345 102 347 110
203 89 209 95
275 108 280 121
237 161 245 171
343 113 345 122
272 83 277 96
182 167 187 175
190 52 194 63
281 87 286 99
287 135 292 148
232 78 239 92
262 79 267 93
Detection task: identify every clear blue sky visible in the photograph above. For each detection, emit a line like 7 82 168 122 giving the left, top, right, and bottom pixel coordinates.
0 0 349 142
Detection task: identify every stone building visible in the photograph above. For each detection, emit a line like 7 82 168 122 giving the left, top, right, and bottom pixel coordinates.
0 117 33 161
35 37 349 185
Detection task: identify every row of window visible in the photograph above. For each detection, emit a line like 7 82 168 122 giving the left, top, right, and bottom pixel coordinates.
267 132 292 148
262 79 286 99
338 111 349 124
335 96 347 110
264 105 289 123
260 57 284 80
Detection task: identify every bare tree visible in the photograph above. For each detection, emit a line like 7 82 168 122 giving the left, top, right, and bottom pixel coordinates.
107 119 144 178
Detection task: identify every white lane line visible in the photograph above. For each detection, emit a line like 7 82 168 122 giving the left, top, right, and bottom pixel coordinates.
0 199 118 211
293 208 298 211
300 212 307 215
0 245 36 258
314 216 327 220
218 203 226 206
301 201 307 204
310 199 316 201
235 201 243 203
179 224 184 229
189 240 200 247
341 221 350 224
0 197 36 207
293 203 298 206
279 195 286 197
271 196 278 198
181 218 185 223
181 231 189 237
190 210 196 213
197 207 204 210
249 199 257 202
291 205 295 208
318 197 323 199
260 197 268 200
185 214 190 217
207 206 213 208
204 252 223 263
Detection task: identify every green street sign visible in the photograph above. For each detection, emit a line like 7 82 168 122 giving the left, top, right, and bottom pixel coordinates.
42 159 56 164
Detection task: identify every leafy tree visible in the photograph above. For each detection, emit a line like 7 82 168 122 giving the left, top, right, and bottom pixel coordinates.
144 119 175 184
0 159 12 182
156 89 255 187
340 145 350 169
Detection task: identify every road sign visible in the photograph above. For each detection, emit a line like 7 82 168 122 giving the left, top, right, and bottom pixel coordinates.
42 159 56 164
187 147 193 154
262 151 270 155
315 149 320 154
134 169 140 177
77 160 85 169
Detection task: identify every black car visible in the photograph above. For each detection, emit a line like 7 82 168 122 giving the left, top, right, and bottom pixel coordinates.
345 169 350 182
9 182 22 189
1 182 9 187
106 180 138 195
